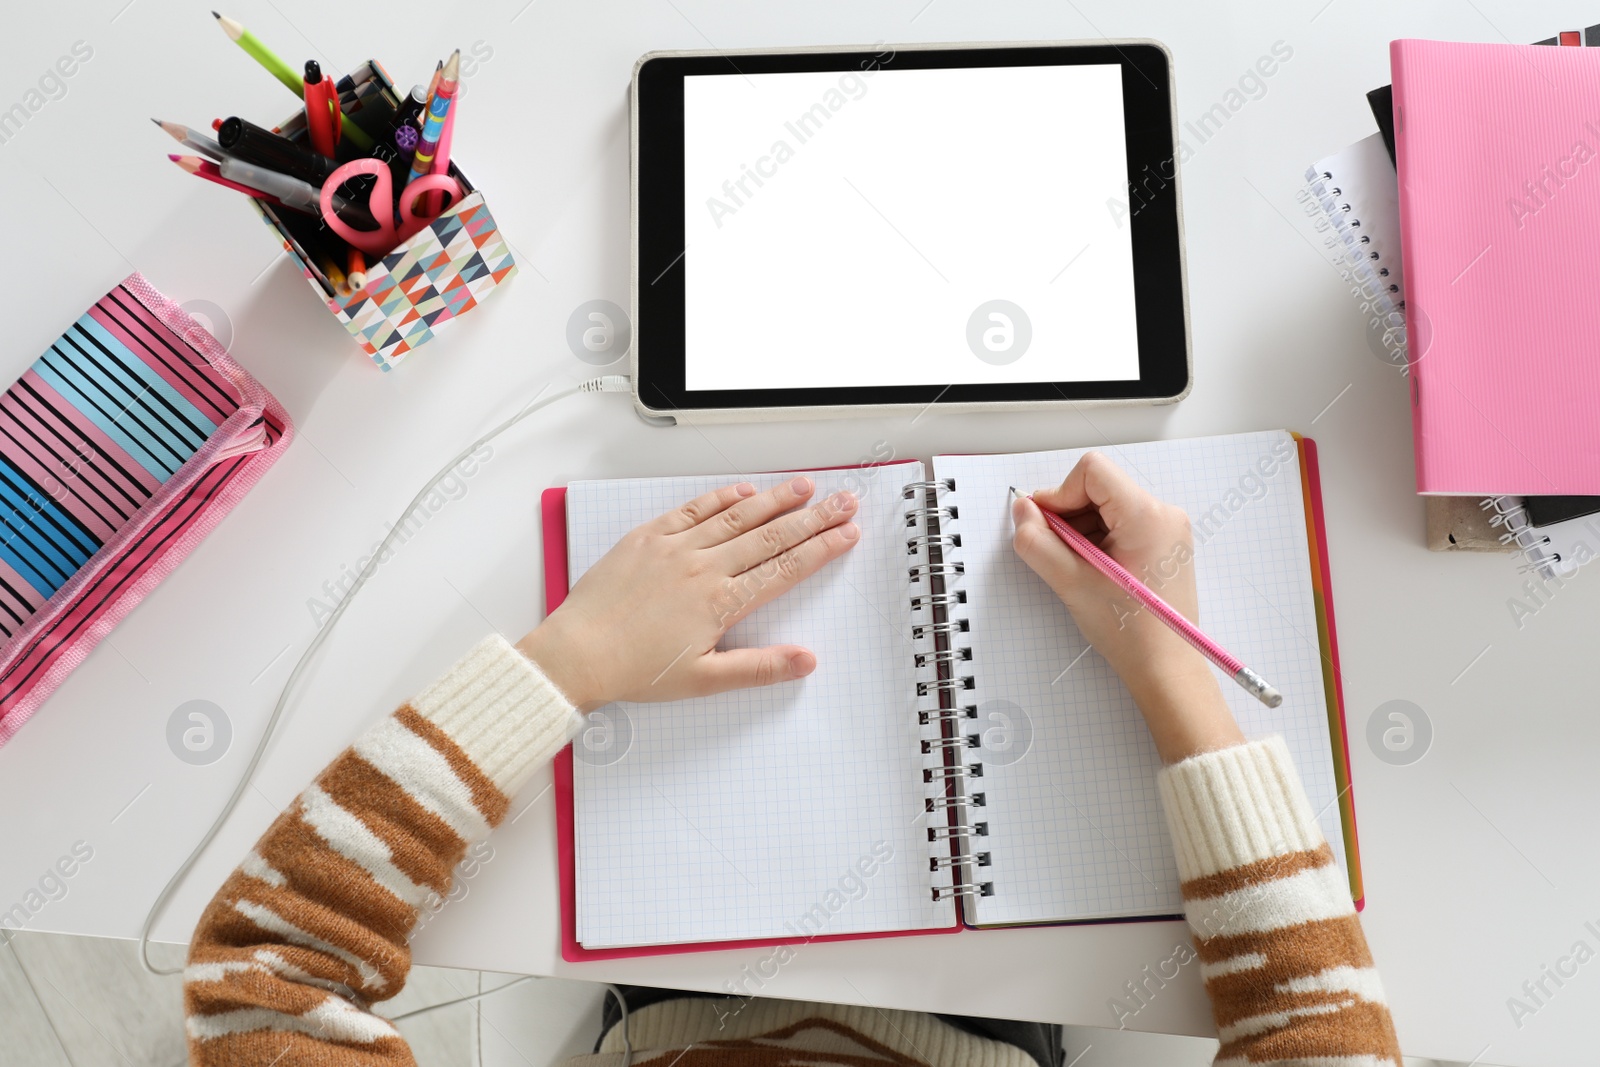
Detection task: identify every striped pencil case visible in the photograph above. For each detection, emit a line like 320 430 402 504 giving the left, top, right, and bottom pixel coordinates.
0 274 292 746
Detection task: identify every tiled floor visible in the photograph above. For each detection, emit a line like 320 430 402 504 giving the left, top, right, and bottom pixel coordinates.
2 930 1465 1067
0 931 608 1067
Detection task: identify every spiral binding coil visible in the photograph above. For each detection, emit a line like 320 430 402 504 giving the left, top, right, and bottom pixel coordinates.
1305 168 1402 299
1481 496 1563 576
929 823 987 840
903 479 955 498
931 852 990 869
908 533 962 554
911 620 969 639
907 476 994 907
918 705 975 726
925 792 983 810
1303 161 1408 375
905 506 957 528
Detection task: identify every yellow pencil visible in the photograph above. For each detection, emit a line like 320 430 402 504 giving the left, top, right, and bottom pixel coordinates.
315 252 350 296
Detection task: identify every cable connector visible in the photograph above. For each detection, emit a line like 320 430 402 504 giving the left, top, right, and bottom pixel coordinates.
580 375 632 393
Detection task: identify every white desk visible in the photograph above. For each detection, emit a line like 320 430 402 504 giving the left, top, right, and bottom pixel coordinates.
3 2 1597 1064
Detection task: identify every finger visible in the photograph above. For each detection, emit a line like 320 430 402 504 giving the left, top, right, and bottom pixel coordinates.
717 521 860 627
1011 494 1096 584
682 644 818 697
717 489 858 573
647 481 758 535
1063 509 1107 541
683 475 817 549
1033 452 1160 534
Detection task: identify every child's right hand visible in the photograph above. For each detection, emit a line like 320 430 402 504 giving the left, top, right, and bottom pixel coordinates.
1011 452 1244 762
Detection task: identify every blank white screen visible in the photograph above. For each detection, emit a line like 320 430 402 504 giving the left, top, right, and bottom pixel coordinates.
682 63 1140 391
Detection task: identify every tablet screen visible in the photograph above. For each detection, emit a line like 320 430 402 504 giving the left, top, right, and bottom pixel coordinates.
681 64 1139 391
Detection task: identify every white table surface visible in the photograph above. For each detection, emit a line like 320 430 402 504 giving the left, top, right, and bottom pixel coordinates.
3 1 1598 1064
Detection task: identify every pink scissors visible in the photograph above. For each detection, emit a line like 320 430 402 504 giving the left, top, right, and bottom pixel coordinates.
320 157 465 256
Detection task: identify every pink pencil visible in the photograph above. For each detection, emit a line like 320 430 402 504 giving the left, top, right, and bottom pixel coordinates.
168 154 280 203
1012 488 1283 707
428 89 457 216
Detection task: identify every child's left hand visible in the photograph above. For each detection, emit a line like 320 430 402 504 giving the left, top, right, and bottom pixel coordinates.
516 477 860 711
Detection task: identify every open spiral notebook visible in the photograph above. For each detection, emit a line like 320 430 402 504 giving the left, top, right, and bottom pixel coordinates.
542 430 1360 958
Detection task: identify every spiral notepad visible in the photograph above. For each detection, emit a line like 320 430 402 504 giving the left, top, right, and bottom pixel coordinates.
554 430 1359 952
1304 132 1406 360
1478 496 1600 580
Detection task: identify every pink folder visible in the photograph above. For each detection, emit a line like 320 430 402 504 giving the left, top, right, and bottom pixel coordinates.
1391 39 1600 494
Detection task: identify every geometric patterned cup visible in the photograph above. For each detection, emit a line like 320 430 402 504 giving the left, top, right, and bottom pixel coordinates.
255 188 518 372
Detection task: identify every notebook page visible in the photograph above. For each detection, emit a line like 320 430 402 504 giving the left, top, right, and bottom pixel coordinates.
1306 133 1405 314
935 431 1345 926
567 464 953 948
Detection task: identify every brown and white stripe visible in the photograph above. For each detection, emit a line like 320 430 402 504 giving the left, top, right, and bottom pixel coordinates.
184 636 1400 1066
1159 737 1402 1066
183 636 581 1065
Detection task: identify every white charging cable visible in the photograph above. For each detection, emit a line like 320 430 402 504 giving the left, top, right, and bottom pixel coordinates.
139 374 632 1031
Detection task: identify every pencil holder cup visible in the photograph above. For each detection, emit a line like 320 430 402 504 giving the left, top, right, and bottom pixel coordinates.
247 61 517 372
256 190 518 371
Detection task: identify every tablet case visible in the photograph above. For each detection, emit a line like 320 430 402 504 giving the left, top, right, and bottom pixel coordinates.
0 274 293 746
628 41 1193 424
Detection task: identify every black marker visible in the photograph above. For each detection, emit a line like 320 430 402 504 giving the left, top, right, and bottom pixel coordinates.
217 116 338 186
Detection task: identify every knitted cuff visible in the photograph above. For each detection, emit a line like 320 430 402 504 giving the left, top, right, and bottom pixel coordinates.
411 634 583 798
1155 735 1327 883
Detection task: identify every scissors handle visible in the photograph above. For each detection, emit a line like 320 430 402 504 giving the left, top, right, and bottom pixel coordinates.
321 158 465 257
396 175 466 234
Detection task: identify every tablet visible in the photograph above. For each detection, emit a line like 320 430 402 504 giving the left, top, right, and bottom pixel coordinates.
630 41 1190 423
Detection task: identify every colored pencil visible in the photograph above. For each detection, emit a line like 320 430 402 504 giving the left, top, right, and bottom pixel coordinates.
429 79 459 215
423 60 442 107
152 118 226 162
211 10 297 93
169 153 279 202
346 248 367 291
316 252 350 296
407 50 459 215
211 10 374 149
1011 487 1284 708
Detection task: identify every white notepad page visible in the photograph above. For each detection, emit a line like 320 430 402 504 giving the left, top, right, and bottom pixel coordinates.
935 431 1346 926
1307 132 1405 308
566 464 954 948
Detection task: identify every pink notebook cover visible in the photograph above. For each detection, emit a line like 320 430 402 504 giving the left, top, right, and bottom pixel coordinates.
1392 39 1600 494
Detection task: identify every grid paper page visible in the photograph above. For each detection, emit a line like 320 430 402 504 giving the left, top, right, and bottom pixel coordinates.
567 464 954 948
934 431 1346 926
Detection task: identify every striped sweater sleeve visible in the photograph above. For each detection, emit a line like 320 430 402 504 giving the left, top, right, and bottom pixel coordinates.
1156 736 1402 1066
183 635 582 1066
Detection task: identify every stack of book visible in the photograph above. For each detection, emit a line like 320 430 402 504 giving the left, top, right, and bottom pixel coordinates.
1304 24 1600 572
